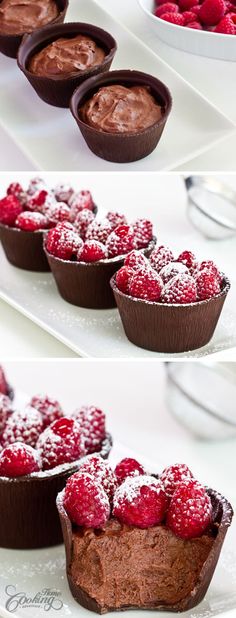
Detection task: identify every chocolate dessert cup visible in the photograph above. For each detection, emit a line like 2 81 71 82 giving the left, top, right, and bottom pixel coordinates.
44 238 156 310
0 223 50 271
0 432 112 549
57 487 233 614
70 70 172 163
17 23 117 107
110 275 230 353
0 0 68 59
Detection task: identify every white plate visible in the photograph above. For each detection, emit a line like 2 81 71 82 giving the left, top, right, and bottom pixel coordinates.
0 0 234 172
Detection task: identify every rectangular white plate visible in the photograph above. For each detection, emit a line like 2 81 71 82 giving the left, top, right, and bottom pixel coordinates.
0 0 234 172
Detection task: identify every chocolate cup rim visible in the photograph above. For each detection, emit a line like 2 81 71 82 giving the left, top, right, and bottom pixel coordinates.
0 0 69 42
70 69 173 137
110 274 230 309
0 432 113 483
17 22 117 82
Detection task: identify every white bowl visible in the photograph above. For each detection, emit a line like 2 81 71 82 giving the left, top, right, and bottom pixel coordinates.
138 0 236 61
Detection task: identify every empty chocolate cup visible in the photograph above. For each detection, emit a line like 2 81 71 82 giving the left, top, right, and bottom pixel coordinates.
0 223 50 272
17 23 117 107
0 432 112 549
44 238 156 310
0 0 68 59
56 487 233 613
110 275 230 353
70 70 172 163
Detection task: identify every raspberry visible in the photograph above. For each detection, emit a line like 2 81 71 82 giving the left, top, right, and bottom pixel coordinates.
30 394 64 429
160 463 194 497
129 271 163 302
106 225 135 258
116 266 134 294
73 209 95 240
214 14 235 31
179 0 198 9
54 183 74 204
37 417 85 470
191 4 201 12
7 182 23 197
197 260 222 283
182 10 199 22
27 177 46 196
47 203 71 225
0 366 9 396
124 250 150 272
78 240 107 262
0 442 41 478
155 3 179 16
15 211 49 231
72 406 106 453
2 407 43 448
161 12 185 23
199 0 225 25
162 273 197 304
86 219 112 244
149 245 174 272
132 219 153 249
27 189 49 211
69 190 94 220
0 195 23 226
63 472 110 528
188 20 203 27
196 269 221 300
159 261 188 284
115 458 145 485
106 211 127 230
45 222 83 260
167 480 213 539
75 454 117 501
0 394 14 434
113 475 168 528
177 250 197 272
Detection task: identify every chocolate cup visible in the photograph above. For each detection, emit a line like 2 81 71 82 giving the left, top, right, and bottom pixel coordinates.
44 238 156 310
17 23 117 108
0 223 50 272
110 276 230 353
0 432 112 550
57 488 233 614
0 0 68 59
70 70 172 163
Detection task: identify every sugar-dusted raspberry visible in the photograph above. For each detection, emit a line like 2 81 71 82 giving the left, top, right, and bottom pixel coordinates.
129 271 163 302
27 177 46 196
159 261 188 284
179 0 198 10
177 250 197 272
161 12 185 24
196 269 221 301
86 219 112 244
69 190 94 220
54 183 74 204
197 260 222 283
0 394 14 434
74 209 95 240
106 225 136 258
7 182 27 205
30 394 64 429
106 211 127 230
115 458 146 485
72 406 106 453
27 189 49 211
167 480 213 539
15 211 49 231
149 245 174 272
160 463 194 497
132 219 153 249
187 20 203 27
124 250 150 272
63 471 110 528
214 14 235 32
0 442 41 478
76 454 117 501
37 417 85 470
0 366 9 396
113 475 168 528
155 3 179 16
45 222 83 260
78 240 107 262
199 0 225 24
47 202 71 225
162 273 197 304
2 407 43 448
116 266 134 294
0 195 23 227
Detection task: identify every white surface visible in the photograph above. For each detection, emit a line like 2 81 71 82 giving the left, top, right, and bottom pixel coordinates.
0 172 236 358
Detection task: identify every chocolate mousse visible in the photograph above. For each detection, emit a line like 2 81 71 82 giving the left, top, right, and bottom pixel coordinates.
28 35 106 77
79 85 163 133
0 0 59 35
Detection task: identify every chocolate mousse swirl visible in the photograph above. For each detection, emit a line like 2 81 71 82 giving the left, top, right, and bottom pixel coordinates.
29 35 106 77
80 85 163 134
0 0 59 35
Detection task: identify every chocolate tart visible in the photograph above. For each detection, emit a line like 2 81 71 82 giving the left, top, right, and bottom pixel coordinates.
44 238 156 310
0 432 112 549
17 23 117 108
57 487 233 614
0 0 68 59
70 70 172 163
110 275 230 353
0 223 50 271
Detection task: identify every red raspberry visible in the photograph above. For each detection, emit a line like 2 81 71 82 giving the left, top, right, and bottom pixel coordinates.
106 211 127 230
75 454 117 501
37 417 85 470
2 407 43 448
199 0 225 25
132 218 153 249
115 458 145 485
86 219 112 244
54 183 74 204
129 271 163 302
0 394 14 434
162 273 197 304
27 189 49 211
149 245 174 272
0 442 41 478
161 12 185 23
196 269 221 300
47 203 71 225
69 190 94 220
160 463 194 497
155 3 179 16
167 480 213 539
27 177 46 196
188 20 203 27
197 260 222 283
179 0 198 9
15 211 49 231
78 240 107 262
177 250 197 272
214 14 235 31
72 406 106 453
73 209 95 240
191 4 201 12
45 222 83 260
116 266 134 294
124 250 150 272
63 471 110 528
7 182 23 197
0 366 9 396
113 475 168 528
106 225 135 258
30 394 64 429
0 195 23 227
182 10 199 22
159 261 188 284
